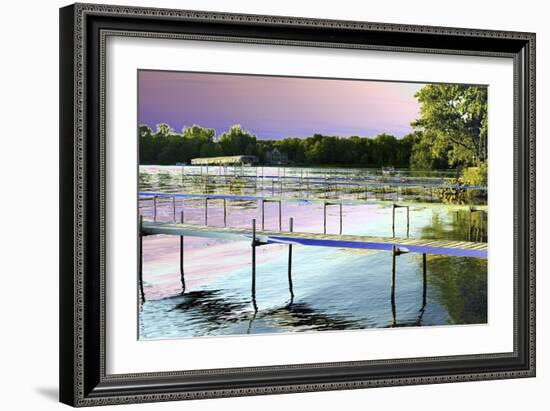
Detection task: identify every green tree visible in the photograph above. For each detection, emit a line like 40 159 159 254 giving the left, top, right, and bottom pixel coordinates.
219 125 257 155
182 124 216 143
139 124 152 138
154 123 173 137
412 84 488 167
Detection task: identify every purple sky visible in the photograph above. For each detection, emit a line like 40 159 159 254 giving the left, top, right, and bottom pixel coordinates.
138 70 424 139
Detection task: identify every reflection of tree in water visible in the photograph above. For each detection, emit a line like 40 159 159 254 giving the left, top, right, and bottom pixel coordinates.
422 255 487 324
417 210 487 325
156 171 174 190
139 171 152 189
420 209 487 242
257 302 364 332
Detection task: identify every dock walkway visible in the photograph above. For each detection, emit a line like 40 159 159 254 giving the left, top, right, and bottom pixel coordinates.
142 221 487 259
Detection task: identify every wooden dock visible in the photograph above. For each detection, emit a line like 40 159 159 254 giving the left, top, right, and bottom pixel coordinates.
142 221 487 258
139 191 488 211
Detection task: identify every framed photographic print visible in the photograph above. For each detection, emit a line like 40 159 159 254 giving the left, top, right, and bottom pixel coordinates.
59 3 536 407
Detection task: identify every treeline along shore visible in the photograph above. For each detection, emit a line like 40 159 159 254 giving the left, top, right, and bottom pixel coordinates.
139 124 417 168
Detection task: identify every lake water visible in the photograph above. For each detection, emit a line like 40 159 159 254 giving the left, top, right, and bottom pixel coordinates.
138 165 487 339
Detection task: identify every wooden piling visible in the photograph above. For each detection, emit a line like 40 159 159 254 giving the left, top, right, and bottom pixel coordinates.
469 209 473 241
179 211 186 293
391 245 397 326
392 204 396 237
139 215 145 302
251 219 257 309
422 253 427 308
339 203 343 235
172 196 176 222
153 196 157 222
288 217 294 301
323 202 327 234
406 206 410 238
223 198 227 227
261 199 265 230
278 201 282 231
204 197 208 226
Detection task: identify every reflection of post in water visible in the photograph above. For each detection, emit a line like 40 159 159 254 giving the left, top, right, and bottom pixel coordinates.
288 217 295 304
246 308 258 334
422 253 427 309
391 245 397 326
251 218 258 311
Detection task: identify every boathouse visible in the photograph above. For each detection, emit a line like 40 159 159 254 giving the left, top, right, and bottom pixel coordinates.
190 155 258 166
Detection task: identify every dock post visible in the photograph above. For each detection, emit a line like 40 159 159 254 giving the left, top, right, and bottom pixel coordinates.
288 217 294 302
251 219 257 310
223 198 227 227
153 196 157 222
406 206 410 238
139 215 145 302
339 203 343 235
392 204 396 237
278 200 282 231
172 196 176 222
179 211 186 293
261 200 265 230
204 197 208 226
323 202 327 234
422 253 427 308
469 209 473 241
391 245 397 326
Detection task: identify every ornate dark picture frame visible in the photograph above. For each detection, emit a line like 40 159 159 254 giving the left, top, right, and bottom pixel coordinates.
59 3 535 407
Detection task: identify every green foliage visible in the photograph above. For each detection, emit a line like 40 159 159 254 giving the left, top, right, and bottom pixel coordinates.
408 131 449 170
182 124 216 142
418 212 487 324
412 84 488 167
424 255 487 324
138 123 416 167
155 123 173 137
461 163 488 187
219 125 257 156
434 162 488 204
